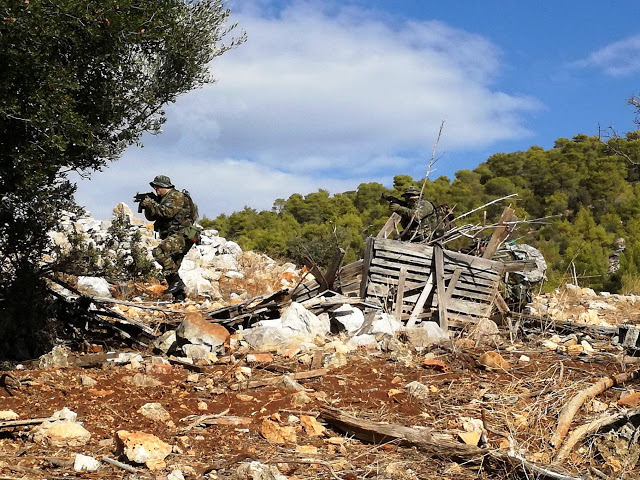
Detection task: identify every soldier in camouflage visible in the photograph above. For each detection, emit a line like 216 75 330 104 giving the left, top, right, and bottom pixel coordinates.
389 186 441 242
139 175 199 300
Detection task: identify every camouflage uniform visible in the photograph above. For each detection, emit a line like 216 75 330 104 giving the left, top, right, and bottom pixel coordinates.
390 187 440 242
141 176 198 278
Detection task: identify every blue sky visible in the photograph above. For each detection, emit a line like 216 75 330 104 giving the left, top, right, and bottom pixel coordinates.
75 0 640 220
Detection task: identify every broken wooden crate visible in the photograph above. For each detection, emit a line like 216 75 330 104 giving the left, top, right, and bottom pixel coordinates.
360 237 507 326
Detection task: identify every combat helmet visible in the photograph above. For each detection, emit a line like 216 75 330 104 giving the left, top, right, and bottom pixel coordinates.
150 175 174 189
402 186 420 197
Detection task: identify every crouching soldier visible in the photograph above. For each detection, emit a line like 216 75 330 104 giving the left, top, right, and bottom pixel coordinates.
386 186 442 242
136 175 200 301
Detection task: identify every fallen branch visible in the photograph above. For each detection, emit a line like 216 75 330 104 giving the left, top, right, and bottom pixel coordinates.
230 368 327 391
319 407 486 462
321 407 584 480
550 368 640 450
0 417 55 430
555 406 640 461
102 456 138 473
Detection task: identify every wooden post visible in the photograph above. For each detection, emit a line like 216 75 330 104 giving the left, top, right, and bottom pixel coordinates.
376 213 402 239
406 273 434 327
360 237 374 299
482 206 515 259
323 248 345 292
433 244 448 331
394 267 408 320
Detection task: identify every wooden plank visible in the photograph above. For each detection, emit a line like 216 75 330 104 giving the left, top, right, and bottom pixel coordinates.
369 277 495 303
376 212 402 239
376 238 504 273
394 267 408 320
324 248 346 291
339 259 363 279
369 259 500 285
407 273 434 327
443 267 462 303
367 283 390 297
493 291 510 315
482 206 516 259
360 237 374 298
403 287 493 304
369 271 497 293
438 298 491 317
374 250 503 279
434 244 448 331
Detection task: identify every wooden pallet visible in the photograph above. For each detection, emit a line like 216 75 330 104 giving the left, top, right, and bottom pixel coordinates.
361 237 506 325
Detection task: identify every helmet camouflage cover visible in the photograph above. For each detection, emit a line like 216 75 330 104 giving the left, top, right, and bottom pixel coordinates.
150 175 174 188
402 186 420 197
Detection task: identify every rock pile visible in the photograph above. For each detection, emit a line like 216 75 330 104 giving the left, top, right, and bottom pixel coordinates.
48 203 302 300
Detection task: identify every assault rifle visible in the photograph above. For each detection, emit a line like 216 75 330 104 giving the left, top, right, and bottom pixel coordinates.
381 193 409 208
133 192 157 213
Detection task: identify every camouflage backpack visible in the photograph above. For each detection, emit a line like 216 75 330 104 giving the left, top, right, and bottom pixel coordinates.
180 190 201 244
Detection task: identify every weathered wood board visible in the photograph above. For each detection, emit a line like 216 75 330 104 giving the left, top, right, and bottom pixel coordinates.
361 237 506 324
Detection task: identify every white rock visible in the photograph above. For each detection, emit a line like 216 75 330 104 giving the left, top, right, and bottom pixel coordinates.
74 454 100 472
225 271 244 279
280 302 330 338
588 300 617 311
233 461 288 480
581 340 595 353
168 471 185 480
114 430 172 464
333 304 365 333
182 344 212 360
347 334 377 347
32 421 91 447
154 331 177 354
419 321 450 344
370 312 402 336
77 276 112 298
138 403 172 423
52 407 78 423
0 411 19 421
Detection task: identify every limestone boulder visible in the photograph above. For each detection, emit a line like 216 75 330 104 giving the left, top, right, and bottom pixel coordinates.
176 312 229 351
114 430 172 465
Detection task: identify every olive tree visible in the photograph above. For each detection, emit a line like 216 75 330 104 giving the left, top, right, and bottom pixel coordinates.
0 0 244 358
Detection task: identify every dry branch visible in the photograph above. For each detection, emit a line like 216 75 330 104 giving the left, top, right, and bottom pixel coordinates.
550 368 640 450
555 407 640 461
320 407 487 462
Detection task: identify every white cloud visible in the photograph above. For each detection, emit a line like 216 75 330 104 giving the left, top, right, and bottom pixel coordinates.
75 0 540 219
72 149 369 220
574 35 640 77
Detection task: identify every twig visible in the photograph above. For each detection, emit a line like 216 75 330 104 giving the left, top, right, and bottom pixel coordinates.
452 194 518 223
550 368 640 450
102 456 138 473
555 407 640 461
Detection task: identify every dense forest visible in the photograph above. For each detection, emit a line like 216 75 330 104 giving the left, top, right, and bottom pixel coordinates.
201 132 640 294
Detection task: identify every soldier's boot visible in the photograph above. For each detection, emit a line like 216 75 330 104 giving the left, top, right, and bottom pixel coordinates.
172 290 186 303
165 273 185 295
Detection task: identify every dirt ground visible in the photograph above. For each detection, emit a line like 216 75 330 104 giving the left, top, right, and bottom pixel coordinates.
1 314 639 480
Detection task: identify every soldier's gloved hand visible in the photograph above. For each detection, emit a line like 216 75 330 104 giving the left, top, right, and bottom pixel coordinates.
141 196 155 209
390 203 401 212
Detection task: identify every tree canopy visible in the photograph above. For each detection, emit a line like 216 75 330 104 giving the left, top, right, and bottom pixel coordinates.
0 0 243 358
202 132 640 293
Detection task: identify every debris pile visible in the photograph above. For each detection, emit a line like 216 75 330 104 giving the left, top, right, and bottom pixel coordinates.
4 206 640 479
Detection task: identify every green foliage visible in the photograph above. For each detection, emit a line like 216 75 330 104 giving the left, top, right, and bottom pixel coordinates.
0 0 243 359
58 213 157 282
202 134 640 293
